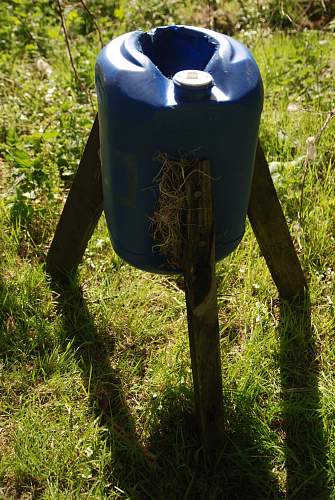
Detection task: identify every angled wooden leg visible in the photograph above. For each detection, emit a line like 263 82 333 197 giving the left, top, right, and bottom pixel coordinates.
46 115 103 279
183 160 225 452
248 141 307 300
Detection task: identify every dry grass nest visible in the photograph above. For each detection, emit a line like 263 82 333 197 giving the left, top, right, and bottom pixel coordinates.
150 153 208 269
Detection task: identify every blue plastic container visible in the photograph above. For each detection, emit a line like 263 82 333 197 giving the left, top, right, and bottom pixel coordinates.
95 25 263 274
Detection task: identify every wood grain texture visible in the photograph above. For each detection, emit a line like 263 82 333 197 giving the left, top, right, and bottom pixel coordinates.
248 141 307 300
182 160 225 452
46 115 103 279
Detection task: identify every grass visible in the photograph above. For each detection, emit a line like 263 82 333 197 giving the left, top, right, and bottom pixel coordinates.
1 1 335 498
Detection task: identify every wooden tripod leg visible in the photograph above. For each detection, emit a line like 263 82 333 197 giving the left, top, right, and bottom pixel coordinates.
46 115 103 279
183 160 225 452
248 141 307 300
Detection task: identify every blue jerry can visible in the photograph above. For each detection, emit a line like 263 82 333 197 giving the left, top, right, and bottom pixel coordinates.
95 25 263 274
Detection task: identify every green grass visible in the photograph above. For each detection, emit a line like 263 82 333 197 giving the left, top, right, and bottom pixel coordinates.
1 1 335 498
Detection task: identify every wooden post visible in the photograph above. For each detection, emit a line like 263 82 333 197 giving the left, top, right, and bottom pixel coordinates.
46 115 103 279
183 160 225 452
248 141 307 300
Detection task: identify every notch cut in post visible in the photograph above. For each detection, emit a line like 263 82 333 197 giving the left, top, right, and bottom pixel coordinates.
182 159 225 452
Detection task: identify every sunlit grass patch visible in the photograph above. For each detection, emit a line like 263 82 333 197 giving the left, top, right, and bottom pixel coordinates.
0 7 334 498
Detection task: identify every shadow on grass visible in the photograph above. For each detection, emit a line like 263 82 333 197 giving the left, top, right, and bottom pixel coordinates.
49 277 330 499
279 294 330 499
146 388 282 499
50 276 283 499
49 277 160 499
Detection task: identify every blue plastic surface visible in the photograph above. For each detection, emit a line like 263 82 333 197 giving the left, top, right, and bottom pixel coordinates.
95 25 263 274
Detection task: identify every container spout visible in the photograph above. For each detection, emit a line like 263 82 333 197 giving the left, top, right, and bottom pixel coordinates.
173 69 214 102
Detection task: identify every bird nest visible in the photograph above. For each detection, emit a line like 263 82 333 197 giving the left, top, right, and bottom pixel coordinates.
150 153 208 269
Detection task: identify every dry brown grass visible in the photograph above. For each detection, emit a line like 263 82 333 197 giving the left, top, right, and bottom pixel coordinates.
150 153 212 269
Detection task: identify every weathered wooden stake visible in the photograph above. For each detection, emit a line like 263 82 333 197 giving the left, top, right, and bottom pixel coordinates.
46 115 103 279
248 141 307 300
182 160 225 452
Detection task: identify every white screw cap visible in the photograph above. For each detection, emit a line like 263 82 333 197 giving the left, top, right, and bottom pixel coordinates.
173 70 214 89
